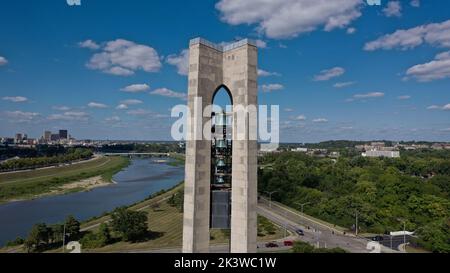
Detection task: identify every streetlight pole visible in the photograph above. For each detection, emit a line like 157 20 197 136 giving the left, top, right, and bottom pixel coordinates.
403 221 406 247
355 210 359 237
62 223 66 253
295 202 310 215
265 191 278 208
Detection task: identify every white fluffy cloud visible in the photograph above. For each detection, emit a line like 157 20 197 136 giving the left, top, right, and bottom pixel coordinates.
2 96 28 103
364 20 450 51
398 95 411 100
5 111 39 122
255 39 267 49
86 39 162 76
314 67 345 81
383 1 402 17
88 102 108 108
334 81 355 88
258 69 280 77
295 115 307 121
427 103 450 111
78 39 100 50
52 106 70 111
120 99 143 105
120 84 150 93
313 118 328 123
150 88 187 100
167 49 189 76
0 56 8 66
406 51 450 82
105 116 121 122
126 109 152 116
216 0 363 39
353 92 385 99
48 111 89 121
347 27 356 34
261 83 284 93
116 104 128 110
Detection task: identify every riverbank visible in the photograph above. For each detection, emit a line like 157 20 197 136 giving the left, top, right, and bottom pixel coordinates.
0 156 130 204
0 181 285 253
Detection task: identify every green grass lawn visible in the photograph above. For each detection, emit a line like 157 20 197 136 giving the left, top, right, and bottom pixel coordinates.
0 156 129 203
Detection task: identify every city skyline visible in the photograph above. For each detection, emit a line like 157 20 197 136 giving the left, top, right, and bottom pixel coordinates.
1 1 450 142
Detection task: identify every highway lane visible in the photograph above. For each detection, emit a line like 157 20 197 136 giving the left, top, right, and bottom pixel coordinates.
257 205 370 253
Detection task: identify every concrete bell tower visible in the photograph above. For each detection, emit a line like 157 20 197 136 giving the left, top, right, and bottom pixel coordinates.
182 38 258 253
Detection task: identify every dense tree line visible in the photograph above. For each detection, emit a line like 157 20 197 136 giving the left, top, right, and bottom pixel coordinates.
19 208 150 252
258 151 450 252
0 148 93 172
98 143 184 154
0 145 68 160
23 215 80 253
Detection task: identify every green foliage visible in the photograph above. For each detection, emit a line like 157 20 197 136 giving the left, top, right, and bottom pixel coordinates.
0 148 93 172
167 189 184 212
6 237 25 247
80 223 111 249
292 241 347 253
258 216 277 236
259 151 450 252
24 223 51 252
415 218 450 253
111 207 148 242
64 215 81 241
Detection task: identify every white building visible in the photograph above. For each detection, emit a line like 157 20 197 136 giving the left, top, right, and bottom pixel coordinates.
362 150 400 158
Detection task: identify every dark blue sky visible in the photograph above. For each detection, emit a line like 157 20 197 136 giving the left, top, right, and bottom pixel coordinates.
0 0 449 142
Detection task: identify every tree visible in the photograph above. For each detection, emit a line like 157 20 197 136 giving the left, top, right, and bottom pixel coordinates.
24 223 50 252
111 207 148 242
80 223 111 249
64 215 80 241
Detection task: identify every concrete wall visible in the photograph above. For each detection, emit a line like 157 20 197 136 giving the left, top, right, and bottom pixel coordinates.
182 38 258 253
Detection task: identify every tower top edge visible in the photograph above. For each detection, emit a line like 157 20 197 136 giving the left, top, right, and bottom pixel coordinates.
189 37 257 52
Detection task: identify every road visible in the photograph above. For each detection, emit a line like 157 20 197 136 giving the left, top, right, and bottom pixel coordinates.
257 204 370 253
257 199 398 253
367 235 413 251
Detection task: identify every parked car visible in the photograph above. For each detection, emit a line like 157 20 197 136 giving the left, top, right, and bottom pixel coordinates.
283 240 294 246
372 235 384 242
265 242 279 248
295 229 305 236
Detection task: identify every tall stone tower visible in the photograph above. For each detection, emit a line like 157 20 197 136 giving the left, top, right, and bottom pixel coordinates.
182 38 258 253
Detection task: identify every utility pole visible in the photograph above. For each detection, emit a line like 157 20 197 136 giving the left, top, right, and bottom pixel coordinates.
355 210 359 237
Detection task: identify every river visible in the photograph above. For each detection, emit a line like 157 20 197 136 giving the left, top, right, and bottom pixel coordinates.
0 157 184 246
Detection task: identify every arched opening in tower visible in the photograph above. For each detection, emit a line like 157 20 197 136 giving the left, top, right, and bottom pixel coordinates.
210 86 233 230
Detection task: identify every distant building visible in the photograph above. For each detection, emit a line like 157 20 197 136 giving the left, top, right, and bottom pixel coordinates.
15 133 23 144
291 147 308 152
362 150 400 158
51 134 60 141
59 130 68 140
43 131 52 141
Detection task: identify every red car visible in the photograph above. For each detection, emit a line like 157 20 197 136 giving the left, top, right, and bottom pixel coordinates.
284 240 294 246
